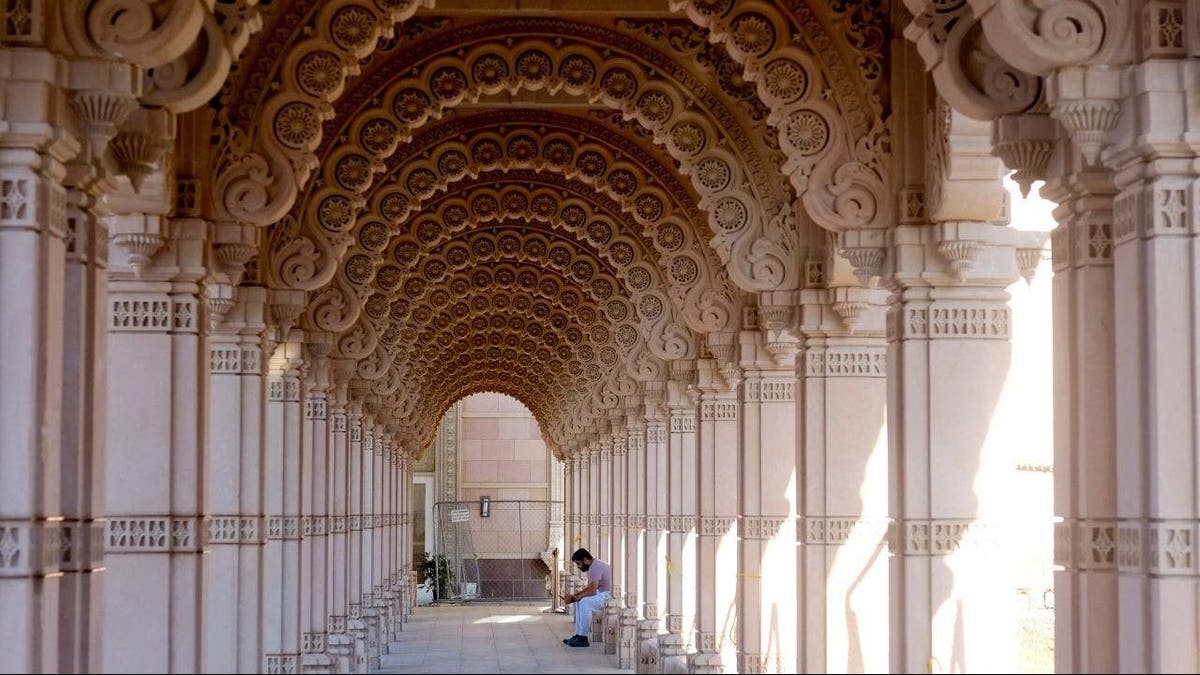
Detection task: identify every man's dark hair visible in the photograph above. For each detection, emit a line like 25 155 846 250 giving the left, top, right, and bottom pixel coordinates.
571 548 592 562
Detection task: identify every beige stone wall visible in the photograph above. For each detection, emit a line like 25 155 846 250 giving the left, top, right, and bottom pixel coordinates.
458 392 549 502
454 393 551 561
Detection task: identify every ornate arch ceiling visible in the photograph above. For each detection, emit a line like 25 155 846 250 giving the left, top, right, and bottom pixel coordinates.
283 111 740 337
202 1 889 456
252 22 800 293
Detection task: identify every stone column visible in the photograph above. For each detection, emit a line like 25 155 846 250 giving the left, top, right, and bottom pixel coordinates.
638 390 669 675
737 318 800 675
264 333 305 674
693 354 740 674
361 419 381 669
300 334 332 670
326 361 355 670
606 425 627 655
621 406 645 669
1106 61 1200 670
346 401 366 670
1041 162 1118 673
661 362 698 666
885 222 1019 673
61 83 132 671
0 47 81 674
371 423 386 660
104 216 208 673
205 285 268 674
599 439 613 566
380 440 397 642
589 446 601 555
793 285 890 674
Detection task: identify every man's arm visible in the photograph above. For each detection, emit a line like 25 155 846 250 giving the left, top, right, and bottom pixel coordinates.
563 579 598 603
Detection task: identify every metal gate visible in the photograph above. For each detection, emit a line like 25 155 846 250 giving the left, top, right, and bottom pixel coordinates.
430 499 563 602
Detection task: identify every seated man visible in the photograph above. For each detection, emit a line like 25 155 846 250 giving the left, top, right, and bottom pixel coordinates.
559 547 611 648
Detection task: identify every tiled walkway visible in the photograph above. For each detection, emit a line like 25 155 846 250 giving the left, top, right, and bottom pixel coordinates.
373 603 626 674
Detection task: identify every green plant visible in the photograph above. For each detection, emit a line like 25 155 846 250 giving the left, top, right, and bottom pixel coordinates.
419 552 454 599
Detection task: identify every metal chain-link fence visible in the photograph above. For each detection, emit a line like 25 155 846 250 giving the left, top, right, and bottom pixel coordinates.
428 500 563 602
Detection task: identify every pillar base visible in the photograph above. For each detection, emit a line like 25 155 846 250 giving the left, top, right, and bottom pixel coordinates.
267 653 300 674
658 632 689 674
637 619 662 674
619 607 639 668
692 651 724 674
604 596 621 654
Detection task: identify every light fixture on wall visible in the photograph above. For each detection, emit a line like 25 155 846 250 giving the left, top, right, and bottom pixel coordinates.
480 495 491 518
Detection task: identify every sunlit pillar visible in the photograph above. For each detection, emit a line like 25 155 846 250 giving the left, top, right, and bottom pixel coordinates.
599 438 613 567
1106 61 1200 670
638 385 669 674
360 416 380 669
346 400 367 669
1041 161 1118 673
606 421 627 656
621 404 645 669
737 315 799 675
625 403 646 607
264 329 305 674
794 286 890 674
59 114 126 674
661 361 698 665
0 49 81 673
693 353 740 674
326 360 354 669
104 216 208 673
590 444 601 556
204 285 268 674
300 334 332 669
885 222 1020 673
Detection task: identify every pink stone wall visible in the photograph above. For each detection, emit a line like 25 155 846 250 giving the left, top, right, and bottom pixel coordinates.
458 393 549 503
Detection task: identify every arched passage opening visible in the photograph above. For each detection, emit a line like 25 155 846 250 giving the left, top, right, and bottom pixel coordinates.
416 392 565 604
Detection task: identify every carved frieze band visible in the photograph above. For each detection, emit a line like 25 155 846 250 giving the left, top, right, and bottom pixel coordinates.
267 516 302 540
666 614 683 634
739 653 772 674
105 516 206 552
269 376 301 402
210 345 264 374
648 424 667 444
698 516 737 537
803 517 888 546
669 413 696 433
740 516 791 540
804 348 887 378
1057 518 1200 577
1050 220 1112 272
742 379 795 402
645 515 669 530
302 631 326 654
669 516 695 532
305 398 327 420
0 518 92 577
696 631 719 652
330 413 347 432
887 518 995 556
301 516 329 536
265 653 298 674
110 295 198 333
328 615 348 635
1114 185 1194 245
887 306 1011 341
207 516 264 545
699 401 738 421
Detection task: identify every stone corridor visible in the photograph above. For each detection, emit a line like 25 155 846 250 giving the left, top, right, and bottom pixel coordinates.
372 604 623 675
